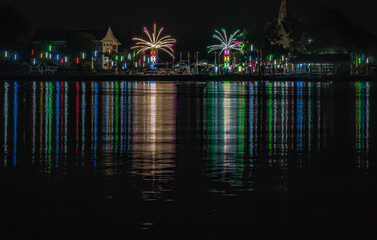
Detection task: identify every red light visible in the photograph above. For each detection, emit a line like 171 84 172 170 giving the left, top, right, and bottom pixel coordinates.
61 59 64 64
31 49 34 55
76 57 79 64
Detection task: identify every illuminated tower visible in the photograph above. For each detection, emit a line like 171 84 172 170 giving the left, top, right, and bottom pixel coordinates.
278 0 287 25
276 0 292 49
100 27 122 69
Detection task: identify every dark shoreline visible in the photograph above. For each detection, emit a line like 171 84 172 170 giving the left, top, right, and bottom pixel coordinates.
0 74 374 82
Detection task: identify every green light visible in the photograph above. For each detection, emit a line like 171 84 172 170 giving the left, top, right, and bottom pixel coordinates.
115 55 119 61
269 55 273 61
358 58 362 64
48 45 52 52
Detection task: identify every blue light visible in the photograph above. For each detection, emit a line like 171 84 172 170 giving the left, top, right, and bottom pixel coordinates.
94 50 98 57
14 54 17 61
56 54 59 61
249 56 252 62
362 55 365 61
215 66 218 72
124 63 127 69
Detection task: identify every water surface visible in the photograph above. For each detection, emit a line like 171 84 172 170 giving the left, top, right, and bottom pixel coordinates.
0 80 376 238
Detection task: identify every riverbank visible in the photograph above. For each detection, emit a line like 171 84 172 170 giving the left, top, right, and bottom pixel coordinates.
0 73 374 82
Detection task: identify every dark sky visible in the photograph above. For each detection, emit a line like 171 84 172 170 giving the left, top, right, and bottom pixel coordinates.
4 0 377 55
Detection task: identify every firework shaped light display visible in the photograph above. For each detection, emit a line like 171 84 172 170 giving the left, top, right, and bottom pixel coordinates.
131 24 176 69
207 29 243 70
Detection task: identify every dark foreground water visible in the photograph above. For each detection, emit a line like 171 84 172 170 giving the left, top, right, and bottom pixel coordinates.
0 80 377 239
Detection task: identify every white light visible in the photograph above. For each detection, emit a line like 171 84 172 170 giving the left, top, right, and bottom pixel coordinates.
33 58 36 65
131 24 176 58
4 51 7 58
82 53 85 59
49 53 51 59
65 56 68 62
208 29 243 55
250 45 254 52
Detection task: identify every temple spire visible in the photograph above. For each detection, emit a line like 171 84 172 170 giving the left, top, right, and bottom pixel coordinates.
278 0 287 25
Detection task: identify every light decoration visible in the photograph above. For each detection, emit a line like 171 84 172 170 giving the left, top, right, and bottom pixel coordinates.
131 23 176 58
207 29 243 54
207 29 243 71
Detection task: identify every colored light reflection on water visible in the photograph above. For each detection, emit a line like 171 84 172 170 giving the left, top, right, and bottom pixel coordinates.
0 80 374 200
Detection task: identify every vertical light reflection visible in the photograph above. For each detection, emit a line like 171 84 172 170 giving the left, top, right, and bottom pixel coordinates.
32 82 36 164
76 82 80 158
223 83 230 173
56 82 60 169
355 82 370 169
81 82 86 156
47 82 53 173
13 82 18 166
105 81 109 156
268 82 273 165
92 82 98 168
130 81 177 200
114 81 119 155
44 82 48 171
296 82 304 168
308 82 312 153
317 82 321 149
64 82 68 175
248 82 257 161
39 82 44 160
4 82 9 166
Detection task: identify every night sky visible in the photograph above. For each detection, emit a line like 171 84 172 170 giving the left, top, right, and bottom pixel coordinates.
4 0 376 55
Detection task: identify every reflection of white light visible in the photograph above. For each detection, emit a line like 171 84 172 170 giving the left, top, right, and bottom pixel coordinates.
151 56 157 62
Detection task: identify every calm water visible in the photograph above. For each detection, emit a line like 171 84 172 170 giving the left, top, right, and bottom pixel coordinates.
1 80 377 238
